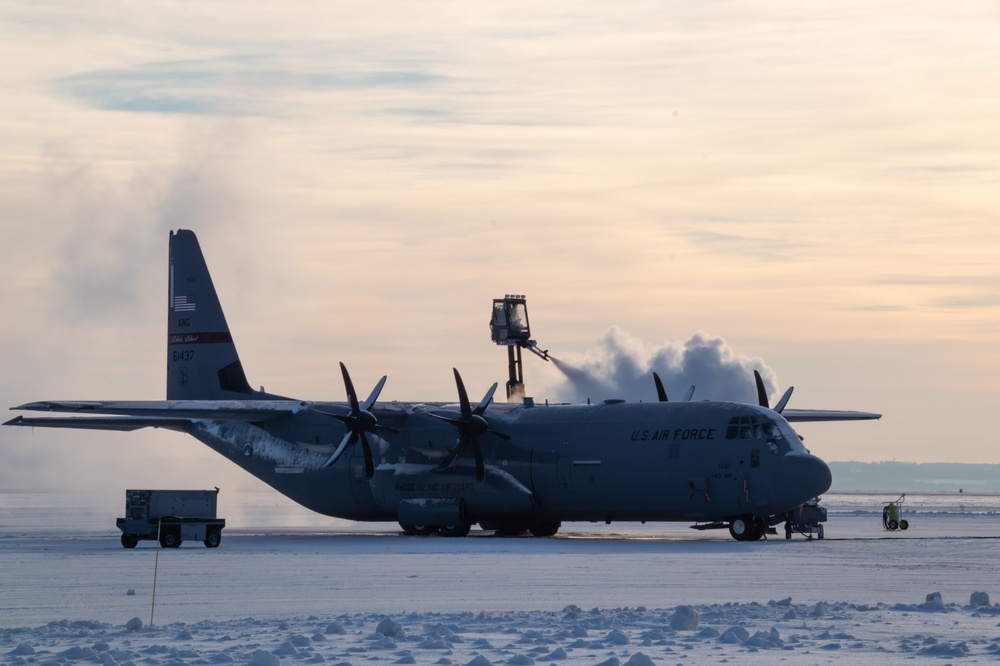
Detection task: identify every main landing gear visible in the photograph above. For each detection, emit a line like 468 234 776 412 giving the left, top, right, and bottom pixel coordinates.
691 515 771 541
398 521 561 538
728 515 767 541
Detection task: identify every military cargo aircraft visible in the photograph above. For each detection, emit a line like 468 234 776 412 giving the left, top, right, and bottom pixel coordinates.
5 230 880 541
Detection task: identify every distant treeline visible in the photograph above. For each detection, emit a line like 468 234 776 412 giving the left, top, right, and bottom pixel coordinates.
829 461 1000 493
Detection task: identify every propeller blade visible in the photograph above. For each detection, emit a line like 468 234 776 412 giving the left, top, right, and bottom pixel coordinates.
436 438 466 471
323 432 352 468
472 440 485 482
753 370 769 409
474 382 498 416
362 374 387 411
682 386 696 401
774 386 794 414
428 411 462 427
340 362 361 412
359 433 375 478
653 373 668 402
453 368 472 419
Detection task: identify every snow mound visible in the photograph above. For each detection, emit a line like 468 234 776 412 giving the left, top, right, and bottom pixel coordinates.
669 605 699 630
6 598 1000 664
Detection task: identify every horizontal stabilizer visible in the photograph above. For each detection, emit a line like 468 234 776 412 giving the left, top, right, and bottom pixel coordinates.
782 409 881 422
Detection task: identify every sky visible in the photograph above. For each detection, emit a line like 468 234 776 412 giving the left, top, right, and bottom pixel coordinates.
1 0 999 494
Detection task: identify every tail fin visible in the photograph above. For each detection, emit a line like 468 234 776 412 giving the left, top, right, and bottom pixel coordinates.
167 229 255 400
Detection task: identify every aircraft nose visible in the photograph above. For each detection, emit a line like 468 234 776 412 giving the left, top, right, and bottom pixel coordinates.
775 453 832 505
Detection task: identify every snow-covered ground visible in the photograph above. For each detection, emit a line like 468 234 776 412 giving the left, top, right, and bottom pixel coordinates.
3 492 1000 665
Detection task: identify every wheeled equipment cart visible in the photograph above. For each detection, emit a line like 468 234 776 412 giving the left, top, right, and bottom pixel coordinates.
784 497 827 540
116 488 225 548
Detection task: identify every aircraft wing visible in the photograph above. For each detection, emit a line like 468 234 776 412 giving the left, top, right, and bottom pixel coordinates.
3 415 192 431
781 409 882 422
8 400 311 422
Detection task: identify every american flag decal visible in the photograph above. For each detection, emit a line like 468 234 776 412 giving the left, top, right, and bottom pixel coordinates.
174 295 196 312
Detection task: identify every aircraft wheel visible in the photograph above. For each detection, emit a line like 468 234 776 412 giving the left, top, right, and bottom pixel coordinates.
729 516 751 540
399 524 435 536
899 520 909 530
529 522 560 538
204 529 222 548
729 516 763 541
887 519 898 531
159 528 181 548
440 523 471 537
817 525 824 540
121 534 139 549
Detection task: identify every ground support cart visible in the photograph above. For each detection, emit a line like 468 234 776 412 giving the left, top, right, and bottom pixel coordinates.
784 497 827 540
882 494 909 531
116 488 225 548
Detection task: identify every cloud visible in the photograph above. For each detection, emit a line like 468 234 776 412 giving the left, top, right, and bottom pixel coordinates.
673 218 810 262
546 327 776 405
55 57 447 116
37 122 249 322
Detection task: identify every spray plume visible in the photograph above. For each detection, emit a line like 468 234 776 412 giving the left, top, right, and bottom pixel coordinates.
546 327 777 404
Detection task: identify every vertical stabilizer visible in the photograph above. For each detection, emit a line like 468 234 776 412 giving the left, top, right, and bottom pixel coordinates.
167 229 254 400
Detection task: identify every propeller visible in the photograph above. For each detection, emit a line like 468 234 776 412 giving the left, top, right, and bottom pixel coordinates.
431 368 510 482
753 369 793 414
652 372 695 403
319 362 387 477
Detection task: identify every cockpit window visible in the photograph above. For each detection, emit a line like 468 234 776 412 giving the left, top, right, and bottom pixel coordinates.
726 416 783 442
774 419 808 453
727 414 796 454
726 415 769 440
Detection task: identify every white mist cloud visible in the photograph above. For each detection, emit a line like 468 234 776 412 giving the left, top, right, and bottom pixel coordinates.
32 121 250 324
547 327 777 405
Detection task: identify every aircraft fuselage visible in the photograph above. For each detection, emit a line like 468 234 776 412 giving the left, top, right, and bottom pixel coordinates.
184 398 831 530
